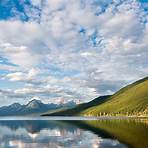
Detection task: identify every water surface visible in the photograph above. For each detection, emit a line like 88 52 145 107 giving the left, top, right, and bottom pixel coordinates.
0 117 147 148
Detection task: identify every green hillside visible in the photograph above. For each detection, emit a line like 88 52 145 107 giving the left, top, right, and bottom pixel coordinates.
81 77 148 116
43 77 148 116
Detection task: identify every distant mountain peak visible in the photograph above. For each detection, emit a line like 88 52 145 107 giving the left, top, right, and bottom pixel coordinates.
0 99 77 116
29 99 42 104
26 99 43 109
10 103 22 108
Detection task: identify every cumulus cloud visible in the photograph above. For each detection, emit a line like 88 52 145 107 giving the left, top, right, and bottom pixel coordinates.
0 21 48 68
0 0 147 105
6 68 39 81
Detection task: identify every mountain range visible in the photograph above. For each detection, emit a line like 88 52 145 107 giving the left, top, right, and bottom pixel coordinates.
0 99 76 116
43 77 148 117
0 77 147 117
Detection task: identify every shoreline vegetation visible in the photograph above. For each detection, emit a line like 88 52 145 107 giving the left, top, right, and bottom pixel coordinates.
42 114 148 118
83 115 148 118
80 111 148 117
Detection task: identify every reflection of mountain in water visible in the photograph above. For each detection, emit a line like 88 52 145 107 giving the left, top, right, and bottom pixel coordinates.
0 119 147 148
0 120 77 133
0 120 84 148
0 119 126 148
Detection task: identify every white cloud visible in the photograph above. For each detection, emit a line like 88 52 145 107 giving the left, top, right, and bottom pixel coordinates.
0 21 42 45
0 0 147 104
6 68 39 82
0 65 18 72
0 21 46 68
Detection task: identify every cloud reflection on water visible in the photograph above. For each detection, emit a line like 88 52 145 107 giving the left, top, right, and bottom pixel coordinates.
0 120 125 148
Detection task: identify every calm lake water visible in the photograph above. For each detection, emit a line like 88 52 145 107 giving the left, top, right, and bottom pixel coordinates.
0 117 147 148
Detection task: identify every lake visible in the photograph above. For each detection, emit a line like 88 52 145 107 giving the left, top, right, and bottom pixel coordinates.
0 117 147 148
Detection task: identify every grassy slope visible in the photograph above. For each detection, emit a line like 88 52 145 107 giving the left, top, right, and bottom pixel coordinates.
81 77 148 116
43 77 148 116
42 95 111 116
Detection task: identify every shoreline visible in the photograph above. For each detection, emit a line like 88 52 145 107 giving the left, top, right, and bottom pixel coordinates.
0 116 147 121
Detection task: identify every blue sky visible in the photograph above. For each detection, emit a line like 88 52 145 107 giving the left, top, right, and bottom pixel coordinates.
0 0 148 106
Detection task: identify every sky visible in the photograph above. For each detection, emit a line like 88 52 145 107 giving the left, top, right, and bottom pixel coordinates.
0 0 148 106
